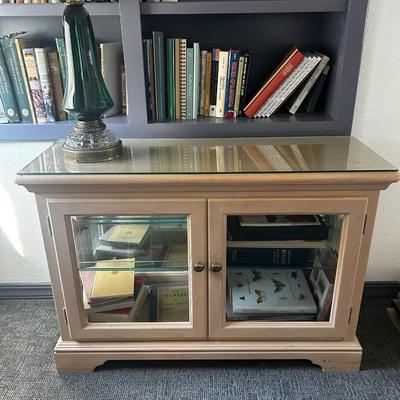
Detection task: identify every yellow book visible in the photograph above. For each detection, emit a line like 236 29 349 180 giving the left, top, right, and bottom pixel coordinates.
106 224 150 246
91 258 135 300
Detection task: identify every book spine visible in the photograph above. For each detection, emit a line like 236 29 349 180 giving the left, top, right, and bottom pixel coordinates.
174 38 181 120
303 64 330 113
185 47 194 120
223 50 232 116
0 38 34 123
215 50 228 118
238 51 252 117
166 38 175 121
233 55 244 118
199 50 207 116
204 51 212 117
47 51 67 121
209 48 219 117
22 48 47 123
0 46 20 123
152 31 166 122
289 54 330 114
179 39 187 120
244 50 304 118
142 40 153 122
225 49 239 118
0 97 7 124
35 48 56 123
121 65 127 115
192 42 200 120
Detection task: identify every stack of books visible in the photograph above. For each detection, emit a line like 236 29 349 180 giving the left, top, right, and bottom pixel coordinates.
244 47 330 118
0 33 125 124
143 31 252 122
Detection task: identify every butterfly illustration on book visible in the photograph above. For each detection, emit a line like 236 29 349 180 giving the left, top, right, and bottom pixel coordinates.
255 289 267 304
251 270 262 282
271 278 286 293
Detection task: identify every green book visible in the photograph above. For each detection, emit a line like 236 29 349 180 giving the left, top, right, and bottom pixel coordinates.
0 38 34 123
193 42 200 120
152 31 166 122
166 38 175 121
186 47 194 120
0 46 20 123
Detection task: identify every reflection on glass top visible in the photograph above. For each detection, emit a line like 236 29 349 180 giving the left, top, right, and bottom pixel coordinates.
18 137 397 175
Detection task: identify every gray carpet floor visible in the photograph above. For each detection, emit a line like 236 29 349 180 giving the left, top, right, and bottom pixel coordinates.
0 299 399 400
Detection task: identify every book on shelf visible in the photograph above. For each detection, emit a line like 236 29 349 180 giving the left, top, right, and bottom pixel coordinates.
302 64 330 113
227 247 309 268
227 268 317 318
149 282 189 322
309 268 334 321
0 45 20 123
228 215 330 241
185 47 194 120
0 97 7 123
47 50 67 121
100 41 123 117
153 31 166 121
99 223 151 248
166 38 175 121
128 284 150 321
90 258 135 301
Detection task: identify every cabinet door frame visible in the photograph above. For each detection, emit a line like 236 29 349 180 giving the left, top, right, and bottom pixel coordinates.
208 197 367 340
47 197 207 341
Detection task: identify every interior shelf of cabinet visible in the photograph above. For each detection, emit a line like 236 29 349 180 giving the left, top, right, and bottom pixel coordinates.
79 261 188 272
0 2 120 17
0 115 129 141
227 240 328 249
140 0 348 15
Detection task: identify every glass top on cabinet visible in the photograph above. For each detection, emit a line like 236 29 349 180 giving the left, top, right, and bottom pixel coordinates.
18 136 397 176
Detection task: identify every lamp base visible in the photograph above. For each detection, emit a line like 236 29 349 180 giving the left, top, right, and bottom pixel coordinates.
62 120 123 163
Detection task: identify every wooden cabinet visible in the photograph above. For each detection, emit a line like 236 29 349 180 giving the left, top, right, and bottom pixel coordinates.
16 137 399 372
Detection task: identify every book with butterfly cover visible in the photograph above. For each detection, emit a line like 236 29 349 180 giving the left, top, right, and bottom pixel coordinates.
227 268 317 316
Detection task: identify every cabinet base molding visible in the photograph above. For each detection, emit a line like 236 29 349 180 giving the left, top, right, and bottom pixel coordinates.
54 337 362 373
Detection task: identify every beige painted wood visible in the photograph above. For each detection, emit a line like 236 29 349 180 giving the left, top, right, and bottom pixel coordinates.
208 197 367 340
15 170 400 194
47 198 208 341
34 194 70 340
54 337 362 373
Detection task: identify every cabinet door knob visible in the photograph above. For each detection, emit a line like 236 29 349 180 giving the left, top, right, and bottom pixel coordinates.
193 263 205 273
210 263 222 273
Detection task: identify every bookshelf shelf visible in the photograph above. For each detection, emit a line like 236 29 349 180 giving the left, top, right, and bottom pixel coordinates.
140 0 348 15
0 3 120 17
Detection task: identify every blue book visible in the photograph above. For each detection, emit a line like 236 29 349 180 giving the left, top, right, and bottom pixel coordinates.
224 49 239 117
186 48 194 120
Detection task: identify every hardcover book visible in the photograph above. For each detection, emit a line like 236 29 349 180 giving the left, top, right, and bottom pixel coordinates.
100 224 150 248
166 38 175 121
152 31 166 121
143 39 156 122
47 51 67 121
227 268 317 315
209 48 219 117
186 47 194 120
192 42 201 120
215 50 228 118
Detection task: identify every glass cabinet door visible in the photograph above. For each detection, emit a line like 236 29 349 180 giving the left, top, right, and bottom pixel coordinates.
208 198 367 340
47 198 207 341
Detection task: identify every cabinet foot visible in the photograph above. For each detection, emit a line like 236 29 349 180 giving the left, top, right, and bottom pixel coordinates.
55 352 107 373
310 352 362 372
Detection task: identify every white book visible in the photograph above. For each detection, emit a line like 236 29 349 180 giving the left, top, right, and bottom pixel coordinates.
228 268 317 315
101 42 123 118
256 55 321 118
215 50 229 118
192 42 201 120
0 97 8 124
289 54 330 114
199 50 207 116
256 56 316 117
34 48 56 123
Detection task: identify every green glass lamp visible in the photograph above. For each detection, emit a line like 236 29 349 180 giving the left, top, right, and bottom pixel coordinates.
62 0 122 163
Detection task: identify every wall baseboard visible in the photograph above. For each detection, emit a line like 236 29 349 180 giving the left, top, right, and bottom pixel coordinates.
0 283 53 300
0 281 398 300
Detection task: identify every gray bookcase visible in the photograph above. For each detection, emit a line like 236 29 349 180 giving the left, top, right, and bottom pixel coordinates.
0 0 368 141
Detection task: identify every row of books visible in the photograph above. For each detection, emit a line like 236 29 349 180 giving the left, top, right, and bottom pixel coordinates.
0 34 126 124
244 47 330 118
143 31 252 122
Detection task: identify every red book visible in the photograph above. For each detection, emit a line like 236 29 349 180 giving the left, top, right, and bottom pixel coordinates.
244 48 304 118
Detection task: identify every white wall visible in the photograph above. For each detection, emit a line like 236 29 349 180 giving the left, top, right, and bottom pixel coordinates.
0 0 399 283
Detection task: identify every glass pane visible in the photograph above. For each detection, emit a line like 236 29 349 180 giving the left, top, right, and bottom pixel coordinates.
226 214 343 322
18 137 397 175
71 215 189 323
